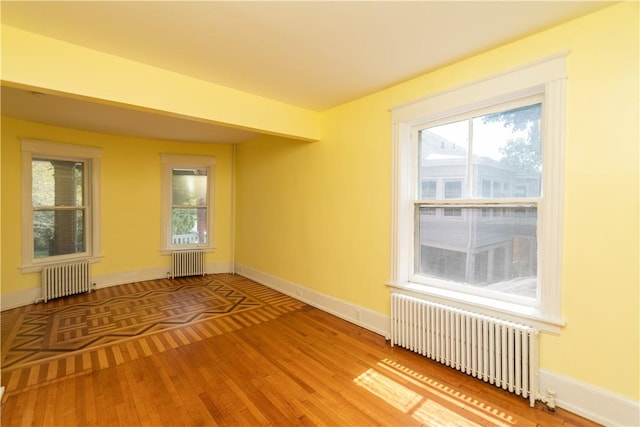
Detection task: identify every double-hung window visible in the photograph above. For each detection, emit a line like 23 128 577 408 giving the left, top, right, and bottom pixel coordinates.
21 139 102 270
161 154 215 251
390 55 567 331
416 98 541 293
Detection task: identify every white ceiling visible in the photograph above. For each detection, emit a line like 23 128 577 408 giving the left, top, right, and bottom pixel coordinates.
1 1 614 143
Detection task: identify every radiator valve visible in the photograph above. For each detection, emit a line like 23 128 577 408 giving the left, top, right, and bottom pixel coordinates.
545 389 557 411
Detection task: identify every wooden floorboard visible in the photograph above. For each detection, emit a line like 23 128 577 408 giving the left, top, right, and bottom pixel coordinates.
1 274 600 426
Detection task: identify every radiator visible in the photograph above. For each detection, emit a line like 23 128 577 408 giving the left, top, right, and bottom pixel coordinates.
41 260 91 303
171 250 206 278
390 293 539 407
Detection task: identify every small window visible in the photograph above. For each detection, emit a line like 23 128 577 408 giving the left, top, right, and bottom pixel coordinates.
443 207 462 217
482 180 492 197
161 155 215 251
444 180 463 199
421 180 437 199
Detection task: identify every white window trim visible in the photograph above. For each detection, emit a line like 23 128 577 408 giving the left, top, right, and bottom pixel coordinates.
389 53 567 333
21 139 102 272
160 154 216 253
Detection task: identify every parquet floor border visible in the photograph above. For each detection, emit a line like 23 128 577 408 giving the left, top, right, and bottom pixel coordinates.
1 274 306 395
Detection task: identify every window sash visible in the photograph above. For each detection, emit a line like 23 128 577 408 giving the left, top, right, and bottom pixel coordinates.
33 208 87 259
417 97 542 201
412 201 539 307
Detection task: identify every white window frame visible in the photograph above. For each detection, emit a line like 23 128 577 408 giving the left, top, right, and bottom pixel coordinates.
389 53 567 333
21 139 102 272
160 154 216 252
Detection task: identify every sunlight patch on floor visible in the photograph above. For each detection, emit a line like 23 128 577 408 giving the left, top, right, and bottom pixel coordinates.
414 399 482 426
354 358 517 427
354 368 423 412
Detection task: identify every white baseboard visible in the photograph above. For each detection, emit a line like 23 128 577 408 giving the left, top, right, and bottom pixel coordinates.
539 369 640 427
234 263 390 338
94 262 230 288
93 267 169 289
207 262 233 275
235 263 639 427
1 287 41 311
1 262 231 311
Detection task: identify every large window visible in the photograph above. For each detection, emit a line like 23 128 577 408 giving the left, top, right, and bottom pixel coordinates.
416 100 541 295
161 154 215 251
390 55 566 331
21 140 102 269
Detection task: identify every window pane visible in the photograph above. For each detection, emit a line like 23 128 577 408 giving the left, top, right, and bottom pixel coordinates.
421 180 436 199
443 207 462 217
172 169 207 206
471 103 541 198
444 181 462 199
33 210 85 258
419 103 541 200
32 159 84 207
419 120 469 199
171 207 207 245
417 206 537 299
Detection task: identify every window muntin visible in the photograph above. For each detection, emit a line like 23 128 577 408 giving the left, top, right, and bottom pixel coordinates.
415 101 542 302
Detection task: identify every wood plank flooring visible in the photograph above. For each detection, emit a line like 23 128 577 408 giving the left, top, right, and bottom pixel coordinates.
1 274 600 426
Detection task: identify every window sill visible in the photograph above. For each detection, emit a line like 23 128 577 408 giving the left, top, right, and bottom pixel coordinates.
386 281 565 334
20 256 102 274
160 246 216 256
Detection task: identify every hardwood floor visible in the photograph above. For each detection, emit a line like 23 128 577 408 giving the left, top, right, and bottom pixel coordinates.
1 274 599 426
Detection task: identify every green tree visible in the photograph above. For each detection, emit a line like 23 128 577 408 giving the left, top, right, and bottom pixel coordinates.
172 208 196 235
483 104 541 173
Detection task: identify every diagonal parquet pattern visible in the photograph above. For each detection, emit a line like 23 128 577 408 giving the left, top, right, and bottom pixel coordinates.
1 274 305 391
3 277 262 368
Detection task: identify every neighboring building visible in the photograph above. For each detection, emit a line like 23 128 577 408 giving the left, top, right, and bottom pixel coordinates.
418 130 538 297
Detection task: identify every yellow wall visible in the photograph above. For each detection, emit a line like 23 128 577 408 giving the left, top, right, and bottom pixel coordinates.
236 2 639 400
1 117 234 293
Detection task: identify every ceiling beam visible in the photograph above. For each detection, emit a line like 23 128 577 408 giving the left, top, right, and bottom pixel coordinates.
1 25 322 142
